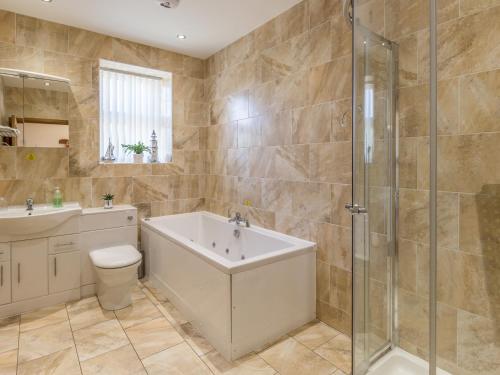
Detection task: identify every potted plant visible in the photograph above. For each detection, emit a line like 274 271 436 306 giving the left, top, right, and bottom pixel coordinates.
121 142 151 163
102 193 114 209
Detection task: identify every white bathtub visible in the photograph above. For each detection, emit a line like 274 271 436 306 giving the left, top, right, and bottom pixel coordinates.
141 211 316 361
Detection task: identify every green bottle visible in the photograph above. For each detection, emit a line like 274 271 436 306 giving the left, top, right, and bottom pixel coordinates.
53 187 63 208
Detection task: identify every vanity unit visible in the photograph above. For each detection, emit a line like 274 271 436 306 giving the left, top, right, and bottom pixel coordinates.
0 203 137 318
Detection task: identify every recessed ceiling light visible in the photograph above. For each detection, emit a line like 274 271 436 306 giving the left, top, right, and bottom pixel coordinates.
177 34 186 40
44 82 50 86
41 0 53 3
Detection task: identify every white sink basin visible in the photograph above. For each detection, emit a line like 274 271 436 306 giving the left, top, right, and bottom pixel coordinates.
0 203 82 236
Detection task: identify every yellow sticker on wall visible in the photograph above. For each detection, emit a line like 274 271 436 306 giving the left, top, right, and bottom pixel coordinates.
25 153 36 161
243 200 252 207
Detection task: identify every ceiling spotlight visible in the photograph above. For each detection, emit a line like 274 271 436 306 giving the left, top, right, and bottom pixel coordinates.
177 34 186 40
158 0 180 8
41 0 53 3
44 81 50 86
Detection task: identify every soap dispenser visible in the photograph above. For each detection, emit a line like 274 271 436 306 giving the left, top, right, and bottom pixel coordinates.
53 187 63 208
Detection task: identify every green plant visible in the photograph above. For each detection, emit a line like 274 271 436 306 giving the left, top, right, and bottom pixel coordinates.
101 193 115 201
121 141 151 155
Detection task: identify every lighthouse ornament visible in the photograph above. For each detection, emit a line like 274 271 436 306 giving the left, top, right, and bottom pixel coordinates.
150 130 158 163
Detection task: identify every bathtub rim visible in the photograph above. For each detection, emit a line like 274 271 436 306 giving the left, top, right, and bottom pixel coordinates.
141 211 316 275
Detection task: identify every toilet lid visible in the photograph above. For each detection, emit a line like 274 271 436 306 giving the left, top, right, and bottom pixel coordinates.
90 245 142 269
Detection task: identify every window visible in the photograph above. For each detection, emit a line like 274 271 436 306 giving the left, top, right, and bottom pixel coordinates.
99 59 172 163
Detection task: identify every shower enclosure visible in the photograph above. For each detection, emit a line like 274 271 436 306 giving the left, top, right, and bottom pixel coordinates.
350 0 500 374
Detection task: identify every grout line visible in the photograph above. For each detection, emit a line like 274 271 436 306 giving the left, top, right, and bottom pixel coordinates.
15 314 20 375
64 303 84 375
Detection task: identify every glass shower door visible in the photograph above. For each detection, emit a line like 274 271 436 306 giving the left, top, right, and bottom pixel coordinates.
351 17 398 375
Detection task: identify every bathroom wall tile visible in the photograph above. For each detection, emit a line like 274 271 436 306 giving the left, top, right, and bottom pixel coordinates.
67 27 112 59
356 0 386 35
277 2 309 43
460 69 500 134
175 75 205 102
418 134 500 193
111 38 152 67
16 148 68 179
275 214 311 240
69 86 99 120
292 102 332 144
316 300 352 336
460 0 500 15
237 117 261 148
261 179 293 216
16 15 68 53
0 350 17 375
459 190 500 257
316 260 330 303
0 10 15 44
183 56 205 79
314 334 352 374
308 0 340 28
329 266 352 316
292 182 330 222
330 15 352 59
237 177 262 207
398 239 417 293
0 179 46 205
0 148 16 180
226 33 255 68
92 177 133 205
44 51 93 86
184 101 209 125
260 110 292 146
399 137 417 188
0 42 44 74
316 222 352 271
310 21 334 66
458 310 500 374
398 33 418 87
331 98 352 142
173 126 200 150
385 0 428 39
310 142 352 184
152 49 184 75
226 148 248 177
309 56 351 104
330 184 351 228
398 189 458 249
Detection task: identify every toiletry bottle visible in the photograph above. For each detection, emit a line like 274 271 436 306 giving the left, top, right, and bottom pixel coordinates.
53 187 63 208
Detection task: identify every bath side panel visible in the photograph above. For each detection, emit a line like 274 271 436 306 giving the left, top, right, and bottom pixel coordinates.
145 228 232 359
231 251 316 360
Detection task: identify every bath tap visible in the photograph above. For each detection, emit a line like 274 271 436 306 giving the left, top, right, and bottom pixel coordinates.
228 211 250 227
26 197 34 212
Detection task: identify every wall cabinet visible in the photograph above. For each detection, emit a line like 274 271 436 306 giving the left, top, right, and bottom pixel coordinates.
11 238 48 302
49 252 80 294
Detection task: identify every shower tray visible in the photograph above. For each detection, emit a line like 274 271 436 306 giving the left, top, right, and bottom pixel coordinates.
367 348 452 375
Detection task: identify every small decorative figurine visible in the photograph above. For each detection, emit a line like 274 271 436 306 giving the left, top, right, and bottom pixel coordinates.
102 138 116 162
150 130 158 163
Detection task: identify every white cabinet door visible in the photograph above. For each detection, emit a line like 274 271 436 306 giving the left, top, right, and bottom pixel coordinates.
49 252 80 294
0 261 10 305
12 238 48 302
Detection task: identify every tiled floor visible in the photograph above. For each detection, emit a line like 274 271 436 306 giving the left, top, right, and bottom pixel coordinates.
0 281 352 374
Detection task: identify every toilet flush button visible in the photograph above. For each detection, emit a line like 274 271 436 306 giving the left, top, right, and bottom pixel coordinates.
127 216 134 221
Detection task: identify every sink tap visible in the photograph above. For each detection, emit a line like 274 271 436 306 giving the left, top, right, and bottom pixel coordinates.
228 211 250 227
26 197 34 212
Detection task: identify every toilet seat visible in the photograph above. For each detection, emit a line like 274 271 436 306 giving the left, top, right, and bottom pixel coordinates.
90 245 141 269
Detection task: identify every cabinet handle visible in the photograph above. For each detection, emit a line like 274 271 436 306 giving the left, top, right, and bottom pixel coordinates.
55 242 74 247
1 264 3 287
17 263 20 284
54 257 57 277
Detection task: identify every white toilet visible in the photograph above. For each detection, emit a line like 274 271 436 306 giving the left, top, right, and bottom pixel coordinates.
89 244 142 310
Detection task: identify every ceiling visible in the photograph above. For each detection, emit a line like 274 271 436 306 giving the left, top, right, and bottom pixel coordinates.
0 0 302 59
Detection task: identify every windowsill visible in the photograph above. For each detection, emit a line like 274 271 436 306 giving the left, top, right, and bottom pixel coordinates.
99 161 173 165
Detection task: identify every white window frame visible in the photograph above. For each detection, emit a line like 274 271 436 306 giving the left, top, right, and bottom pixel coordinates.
99 59 172 163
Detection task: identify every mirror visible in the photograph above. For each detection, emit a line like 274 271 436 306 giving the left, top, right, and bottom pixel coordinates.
0 69 71 148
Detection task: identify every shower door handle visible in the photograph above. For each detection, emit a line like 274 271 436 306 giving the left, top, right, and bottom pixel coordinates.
345 203 367 214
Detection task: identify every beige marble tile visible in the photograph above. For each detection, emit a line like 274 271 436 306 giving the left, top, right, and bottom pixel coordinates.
81 344 146 375
125 317 183 359
20 304 68 333
316 300 351 338
310 142 351 184
18 320 74 363
0 10 15 44
259 337 336 375
314 334 352 374
0 349 17 375
176 322 214 356
460 0 500 15
291 321 341 350
329 266 352 316
0 316 19 354
292 102 332 144
309 56 352 104
0 148 16 180
18 347 81 375
115 297 161 329
292 181 330 222
73 319 129 362
91 177 133 205
67 296 115 331
309 0 341 28
278 2 309 42
0 43 44 72
316 222 352 270
142 342 211 375
330 184 352 227
68 27 112 59
460 69 500 134
44 51 93 87
202 351 275 375
16 14 68 53
16 148 69 180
